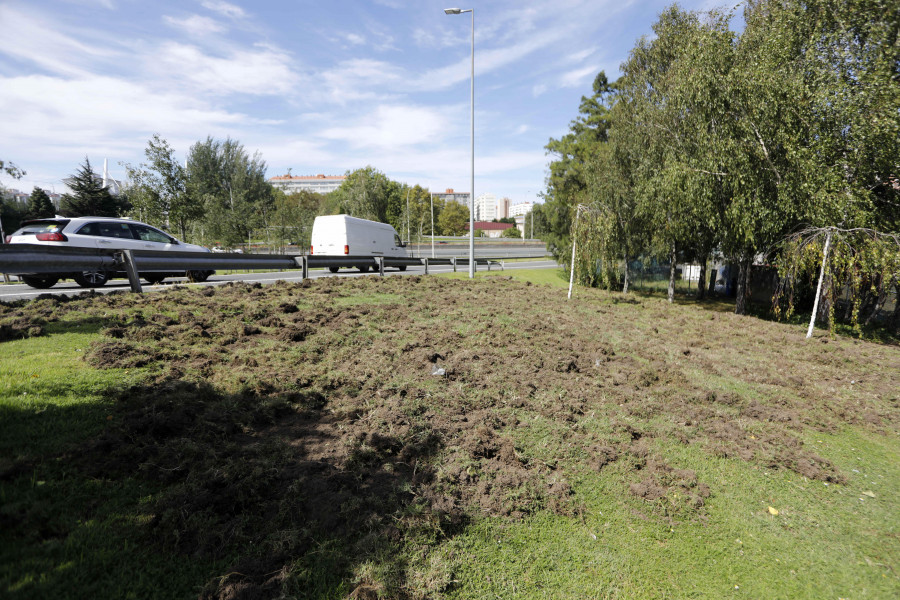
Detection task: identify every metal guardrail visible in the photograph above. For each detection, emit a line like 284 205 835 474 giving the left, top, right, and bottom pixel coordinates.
0 244 549 293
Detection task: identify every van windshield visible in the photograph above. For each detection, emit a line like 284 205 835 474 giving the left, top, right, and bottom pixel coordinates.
394 234 404 247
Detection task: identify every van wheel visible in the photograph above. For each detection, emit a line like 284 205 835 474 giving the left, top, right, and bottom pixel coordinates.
21 275 59 289
144 275 166 285
329 267 339 273
398 265 407 272
74 270 109 288
358 265 369 273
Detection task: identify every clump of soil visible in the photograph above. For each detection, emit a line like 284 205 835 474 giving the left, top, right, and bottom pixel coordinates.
3 274 898 597
0 313 45 341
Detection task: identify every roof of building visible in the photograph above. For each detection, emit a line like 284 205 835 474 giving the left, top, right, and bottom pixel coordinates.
465 221 513 231
269 174 346 181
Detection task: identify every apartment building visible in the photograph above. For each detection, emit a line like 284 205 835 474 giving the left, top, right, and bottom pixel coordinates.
269 173 346 194
475 193 497 221
509 201 533 217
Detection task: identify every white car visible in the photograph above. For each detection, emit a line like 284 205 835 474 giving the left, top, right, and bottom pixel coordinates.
5 216 215 289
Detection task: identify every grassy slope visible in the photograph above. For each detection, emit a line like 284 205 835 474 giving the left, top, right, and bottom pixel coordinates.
0 274 897 599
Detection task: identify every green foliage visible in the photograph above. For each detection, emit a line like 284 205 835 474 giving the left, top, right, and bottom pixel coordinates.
271 188 326 251
437 200 468 236
0 159 25 180
550 0 900 320
543 72 616 261
25 187 54 219
401 184 438 243
59 157 128 217
123 134 204 241
329 166 402 228
774 227 900 334
501 226 522 239
187 137 274 247
0 197 28 237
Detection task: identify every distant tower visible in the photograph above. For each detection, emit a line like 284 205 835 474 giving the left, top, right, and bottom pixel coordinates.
101 158 121 195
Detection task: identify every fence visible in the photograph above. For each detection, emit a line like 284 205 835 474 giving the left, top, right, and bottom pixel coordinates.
0 244 537 294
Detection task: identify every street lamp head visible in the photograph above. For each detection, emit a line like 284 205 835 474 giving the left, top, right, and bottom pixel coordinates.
444 8 462 14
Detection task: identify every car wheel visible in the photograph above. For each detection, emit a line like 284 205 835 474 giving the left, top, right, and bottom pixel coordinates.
144 275 166 285
21 275 59 289
74 270 109 288
328 267 339 273
187 270 210 283
398 265 407 272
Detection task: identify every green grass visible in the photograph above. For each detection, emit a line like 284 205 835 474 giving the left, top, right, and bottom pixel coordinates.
433 427 898 599
1 272 897 599
0 327 224 599
437 267 569 288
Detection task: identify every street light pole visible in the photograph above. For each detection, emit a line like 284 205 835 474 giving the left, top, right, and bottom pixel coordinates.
405 187 411 248
430 192 435 258
444 7 475 278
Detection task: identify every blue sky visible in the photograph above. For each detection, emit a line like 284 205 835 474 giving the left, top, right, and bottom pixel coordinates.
0 0 727 206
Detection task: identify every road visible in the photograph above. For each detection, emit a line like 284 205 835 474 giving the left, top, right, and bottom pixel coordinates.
0 259 559 302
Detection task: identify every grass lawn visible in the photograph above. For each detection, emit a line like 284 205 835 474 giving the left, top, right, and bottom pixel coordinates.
1 273 897 599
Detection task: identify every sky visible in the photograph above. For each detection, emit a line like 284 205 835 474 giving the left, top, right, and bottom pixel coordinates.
0 0 730 207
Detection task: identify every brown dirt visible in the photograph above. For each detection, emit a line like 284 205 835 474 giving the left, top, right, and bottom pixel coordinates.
2 275 898 597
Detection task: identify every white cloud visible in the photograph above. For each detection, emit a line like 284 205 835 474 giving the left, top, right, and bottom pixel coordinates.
163 14 226 36
342 32 366 45
319 105 449 149
201 1 246 20
0 5 120 77
532 84 548 97
412 27 465 49
0 75 255 139
514 124 530 135
565 47 598 64
150 42 298 96
318 59 406 104
0 74 274 181
559 64 601 88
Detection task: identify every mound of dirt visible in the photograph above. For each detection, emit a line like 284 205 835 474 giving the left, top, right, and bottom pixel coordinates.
4 274 898 597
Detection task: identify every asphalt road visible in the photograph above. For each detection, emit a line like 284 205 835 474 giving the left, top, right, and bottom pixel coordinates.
0 259 560 303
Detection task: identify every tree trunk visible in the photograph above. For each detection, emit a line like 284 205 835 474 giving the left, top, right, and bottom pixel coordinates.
667 243 676 304
622 251 630 294
697 256 708 301
806 229 833 338
890 277 900 333
735 258 752 315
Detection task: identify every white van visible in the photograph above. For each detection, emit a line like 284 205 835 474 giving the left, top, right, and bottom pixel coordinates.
310 214 408 272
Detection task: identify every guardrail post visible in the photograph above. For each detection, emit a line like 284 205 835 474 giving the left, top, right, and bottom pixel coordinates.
293 255 308 280
376 256 384 276
118 250 143 293
452 257 457 273
501 260 505 271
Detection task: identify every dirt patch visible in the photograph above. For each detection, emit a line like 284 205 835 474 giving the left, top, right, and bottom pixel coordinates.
3 275 898 597
0 317 44 341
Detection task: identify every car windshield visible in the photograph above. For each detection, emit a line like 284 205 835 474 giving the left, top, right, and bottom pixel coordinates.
13 220 68 235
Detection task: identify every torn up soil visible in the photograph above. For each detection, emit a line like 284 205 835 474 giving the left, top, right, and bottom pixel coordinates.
2 275 898 598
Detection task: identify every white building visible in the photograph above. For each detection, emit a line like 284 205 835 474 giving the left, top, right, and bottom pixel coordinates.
509 201 533 217
475 193 497 221
269 173 346 194
433 188 471 208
